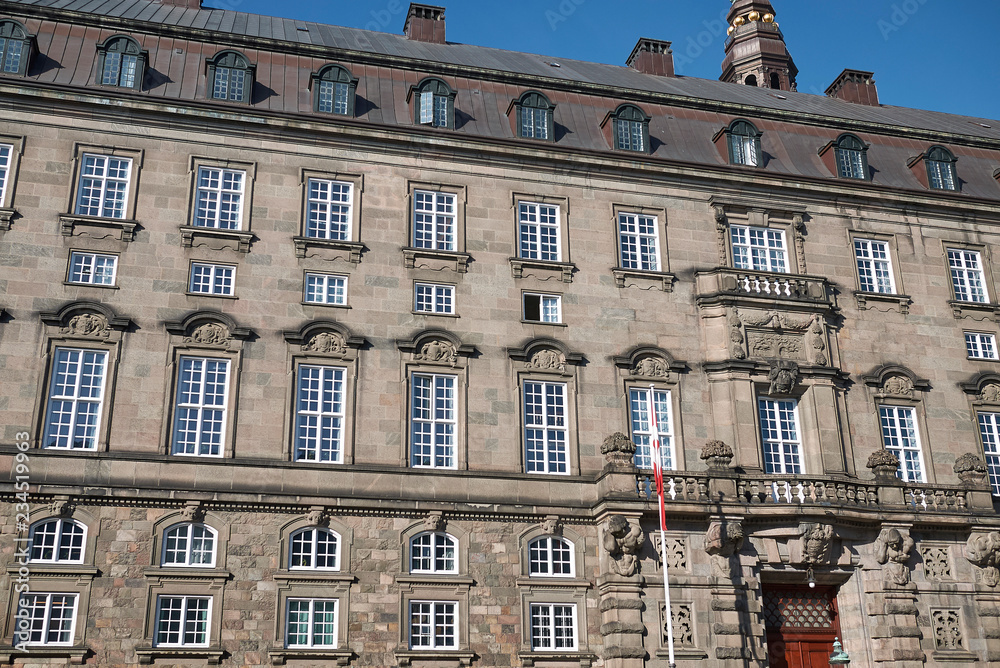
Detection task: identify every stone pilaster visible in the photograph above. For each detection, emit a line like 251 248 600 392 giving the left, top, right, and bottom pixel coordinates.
867 588 924 667
597 577 646 668
975 594 1000 667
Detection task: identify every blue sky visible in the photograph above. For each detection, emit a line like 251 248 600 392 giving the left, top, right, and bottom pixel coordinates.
206 0 999 121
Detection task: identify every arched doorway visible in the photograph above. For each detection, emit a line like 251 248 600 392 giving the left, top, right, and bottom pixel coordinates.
763 585 840 668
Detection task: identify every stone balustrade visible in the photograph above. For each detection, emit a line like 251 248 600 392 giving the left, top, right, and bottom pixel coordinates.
695 267 832 306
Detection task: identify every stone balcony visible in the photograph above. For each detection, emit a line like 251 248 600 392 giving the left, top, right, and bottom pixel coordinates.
695 267 836 311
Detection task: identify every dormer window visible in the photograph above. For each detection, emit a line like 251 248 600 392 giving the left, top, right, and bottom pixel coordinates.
925 146 958 191
610 104 650 153
833 133 868 180
311 64 357 116
207 50 255 103
726 120 762 167
514 91 555 141
411 77 455 129
0 19 32 76
96 35 146 90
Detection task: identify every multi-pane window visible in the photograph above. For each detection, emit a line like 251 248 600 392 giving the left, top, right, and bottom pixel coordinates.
521 107 551 140
415 283 455 315
306 178 352 240
189 262 235 296
75 154 131 219
17 594 78 646
629 387 674 470
413 191 456 251
409 532 458 574
0 21 30 75
295 365 346 463
313 64 356 116
28 519 86 563
926 147 958 191
68 251 117 286
948 248 988 303
209 51 252 102
759 398 802 475
409 601 457 649
617 213 660 271
289 527 340 570
834 134 868 180
731 225 787 273
155 596 210 647
728 120 761 167
518 202 560 261
527 536 574 577
304 273 347 306
524 381 568 475
171 357 230 457
530 604 577 651
613 105 648 153
523 293 561 323
43 348 108 450
854 239 895 294
879 405 925 482
99 37 141 88
966 332 999 360
162 523 216 567
410 374 457 469
0 143 11 204
419 92 450 128
193 167 244 229
286 599 338 648
978 412 1000 496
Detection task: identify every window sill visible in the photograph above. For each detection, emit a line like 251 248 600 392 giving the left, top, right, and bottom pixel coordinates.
63 281 119 290
969 356 1000 362
413 310 460 318
522 320 567 327
0 645 89 664
273 570 356 584
269 648 354 666
302 301 351 309
518 651 597 667
403 247 471 273
395 574 475 588
0 207 16 231
294 237 364 263
142 566 231 584
515 576 591 589
855 291 912 314
612 268 676 292
136 646 224 665
185 291 238 300
59 214 138 242
395 650 475 667
179 225 253 253
6 564 98 580
510 258 576 283
949 299 1000 322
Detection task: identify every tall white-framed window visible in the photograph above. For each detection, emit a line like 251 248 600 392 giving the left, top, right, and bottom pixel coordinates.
286 599 338 649
759 398 802 475
413 190 456 251
948 248 988 303
518 202 560 262
295 365 346 463
289 527 340 570
415 283 455 315
193 167 245 229
529 603 577 651
966 332 999 360
306 178 352 241
978 412 1000 497
409 601 457 649
154 596 211 647
75 153 131 219
523 293 561 323
68 251 118 286
854 239 896 294
304 273 347 306
189 262 235 296
171 357 230 457
524 381 568 475
0 143 12 205
731 225 787 273
879 405 925 482
43 347 109 450
410 373 457 469
618 213 660 271
161 523 217 567
527 536 574 577
28 518 86 564
629 387 674 470
409 532 458 574
17 593 78 646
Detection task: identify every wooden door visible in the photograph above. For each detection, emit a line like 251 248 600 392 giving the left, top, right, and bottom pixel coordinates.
763 585 840 668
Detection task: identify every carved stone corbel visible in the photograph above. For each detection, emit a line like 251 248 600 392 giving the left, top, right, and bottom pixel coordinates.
874 527 915 587
604 515 644 577
966 532 1000 587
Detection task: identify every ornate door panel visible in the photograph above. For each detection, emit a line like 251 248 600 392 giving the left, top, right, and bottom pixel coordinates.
763 585 840 668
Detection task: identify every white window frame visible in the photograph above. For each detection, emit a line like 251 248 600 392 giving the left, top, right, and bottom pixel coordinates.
729 132 760 167
759 398 802 475
410 373 458 469
527 536 574 578
418 92 449 128
629 387 674 470
285 598 339 649
836 147 866 180
188 262 235 296
879 405 926 483
161 523 217 568
978 412 1000 497
305 178 353 241
854 238 896 294
171 356 230 457
409 532 458 575
74 153 132 219
518 202 561 262
522 293 561 324
521 106 551 140
294 364 347 464
412 190 456 251
948 248 988 303
928 159 957 191
414 283 455 315
523 381 569 475
154 595 211 648
317 79 351 115
0 142 12 206
529 603 578 651
408 600 458 650
288 527 341 571
212 66 247 102
27 518 86 564
617 212 660 271
16 593 79 647
966 332 999 360
731 224 787 273
43 347 109 451
193 166 245 230
616 119 645 152
68 251 118 286
304 273 347 306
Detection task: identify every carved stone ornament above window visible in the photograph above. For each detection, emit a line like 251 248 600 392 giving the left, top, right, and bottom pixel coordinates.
508 338 584 376
397 329 475 368
40 301 132 338
862 365 930 399
612 346 687 381
284 321 365 360
165 311 252 349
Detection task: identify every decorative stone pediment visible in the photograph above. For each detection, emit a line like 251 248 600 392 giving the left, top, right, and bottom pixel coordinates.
613 346 687 381
960 373 1000 405
398 329 475 368
507 338 583 375
285 321 364 360
41 301 132 339
166 311 252 349
863 365 930 399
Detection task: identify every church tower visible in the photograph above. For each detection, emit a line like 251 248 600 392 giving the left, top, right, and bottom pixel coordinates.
720 0 798 90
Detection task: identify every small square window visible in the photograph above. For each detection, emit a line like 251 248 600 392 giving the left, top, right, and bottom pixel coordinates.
409 601 457 649
193 167 245 230
530 603 577 651
414 283 455 315
68 251 118 285
189 262 235 296
966 332 999 360
17 593 79 646
616 120 645 152
520 107 551 140
304 273 347 306
154 596 211 647
286 599 339 649
523 293 561 323
75 153 132 219
732 225 787 273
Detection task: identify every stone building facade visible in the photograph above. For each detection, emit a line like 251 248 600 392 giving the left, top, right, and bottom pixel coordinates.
1 0 1000 666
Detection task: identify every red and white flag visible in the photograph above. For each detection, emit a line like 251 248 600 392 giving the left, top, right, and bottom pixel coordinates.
648 385 668 532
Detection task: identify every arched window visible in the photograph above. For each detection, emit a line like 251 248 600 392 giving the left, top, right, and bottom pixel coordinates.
833 133 868 180
311 64 358 116
411 77 455 129
925 146 958 191
409 532 458 574
515 91 555 141
744 74 758 87
726 119 762 167
96 35 146 90
289 527 340 570
161 523 217 567
28 518 86 563
0 19 32 76
611 104 650 153
527 536 574 577
207 50 255 103
769 72 781 90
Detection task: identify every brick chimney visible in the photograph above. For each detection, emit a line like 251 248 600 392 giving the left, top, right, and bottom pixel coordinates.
404 3 446 44
627 38 675 77
826 69 880 106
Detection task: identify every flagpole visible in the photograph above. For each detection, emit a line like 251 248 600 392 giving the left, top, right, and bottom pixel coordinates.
661 526 677 668
648 385 676 668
